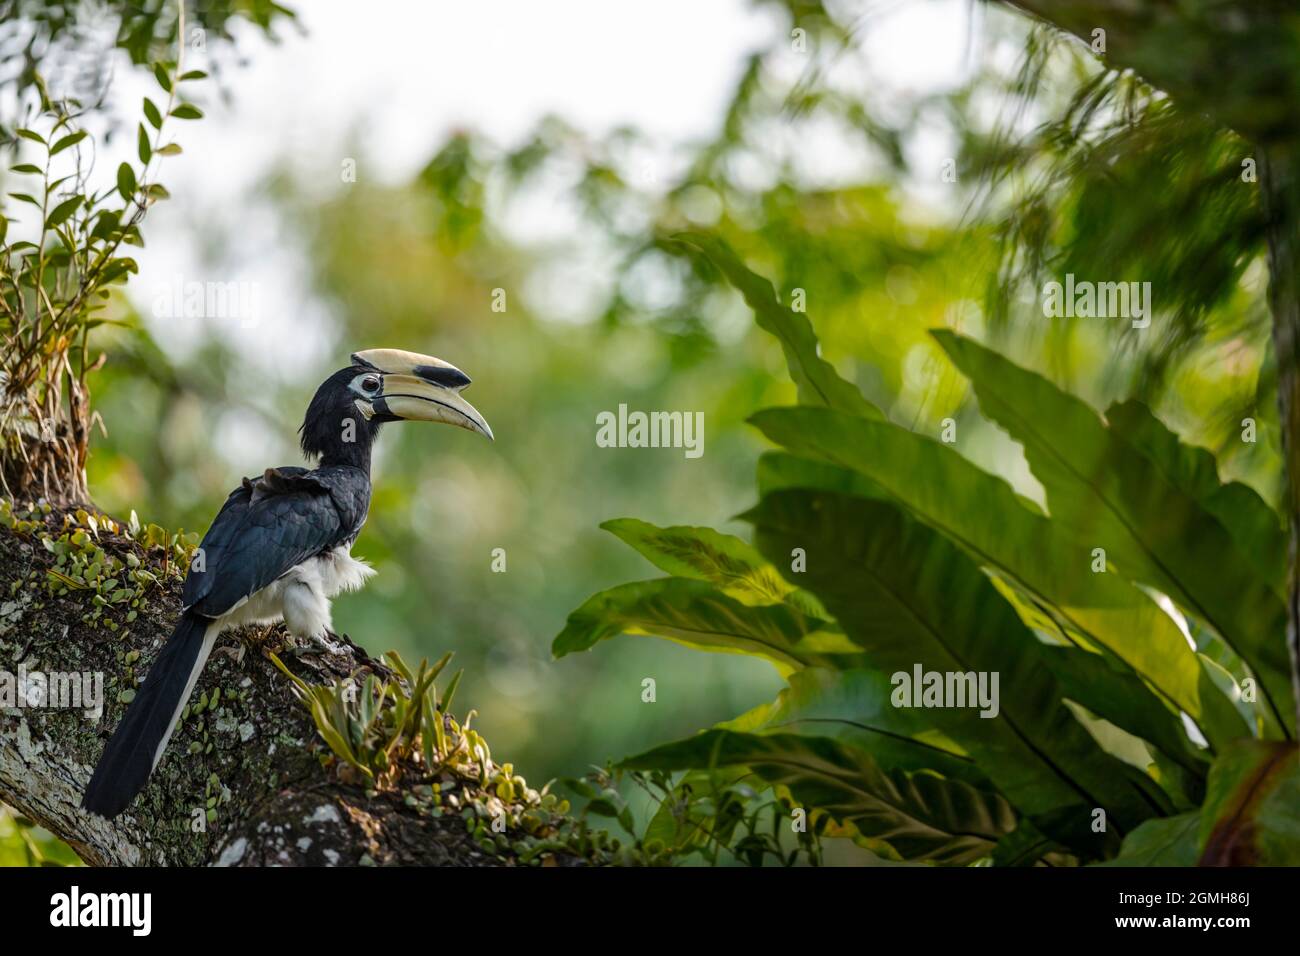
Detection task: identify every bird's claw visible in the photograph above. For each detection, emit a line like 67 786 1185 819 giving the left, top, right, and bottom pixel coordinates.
284 630 338 659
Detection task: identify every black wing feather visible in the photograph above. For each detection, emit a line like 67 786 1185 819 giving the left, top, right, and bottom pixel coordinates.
182 467 352 616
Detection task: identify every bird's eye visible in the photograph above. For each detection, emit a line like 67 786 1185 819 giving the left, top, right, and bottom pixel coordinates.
361 375 381 393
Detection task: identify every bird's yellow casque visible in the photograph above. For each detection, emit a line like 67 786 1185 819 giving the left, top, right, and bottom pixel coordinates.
350 348 493 440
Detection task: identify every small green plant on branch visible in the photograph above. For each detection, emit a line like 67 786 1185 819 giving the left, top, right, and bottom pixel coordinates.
0 25 204 504
270 648 591 864
572 765 826 866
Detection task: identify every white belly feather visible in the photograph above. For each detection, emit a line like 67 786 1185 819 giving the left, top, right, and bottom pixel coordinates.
215 543 376 638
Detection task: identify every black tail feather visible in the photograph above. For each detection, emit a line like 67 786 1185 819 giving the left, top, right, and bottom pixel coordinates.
82 612 213 818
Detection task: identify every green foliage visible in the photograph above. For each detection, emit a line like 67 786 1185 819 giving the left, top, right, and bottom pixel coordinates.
554 577 854 671
1098 812 1200 867
273 647 582 860
746 406 1249 752
0 0 295 114
1196 741 1300 866
0 30 204 500
935 330 1293 737
555 234 1300 865
628 729 1016 866
667 231 883 420
599 517 825 615
560 763 825 867
269 649 463 786
0 804 81 866
22 0 1286 867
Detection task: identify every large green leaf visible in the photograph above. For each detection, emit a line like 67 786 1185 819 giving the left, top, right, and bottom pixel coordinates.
622 728 1017 865
748 404 1247 750
551 577 861 669
991 820 1075 867
756 450 889 501
726 667 991 786
669 231 881 419
745 489 1172 853
1099 812 1200 866
1040 645 1207 782
600 518 827 618
1105 399 1286 599
933 330 1293 737
1198 741 1300 865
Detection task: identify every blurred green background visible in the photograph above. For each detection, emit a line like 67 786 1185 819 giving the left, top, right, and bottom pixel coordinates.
2 0 1284 860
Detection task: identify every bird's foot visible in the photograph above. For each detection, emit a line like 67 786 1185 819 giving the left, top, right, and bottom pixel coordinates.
283 629 340 659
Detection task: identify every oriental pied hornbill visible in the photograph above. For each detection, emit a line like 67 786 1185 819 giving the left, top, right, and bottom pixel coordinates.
82 349 492 819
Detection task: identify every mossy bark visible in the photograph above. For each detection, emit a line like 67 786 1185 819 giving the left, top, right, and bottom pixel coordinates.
0 512 532 867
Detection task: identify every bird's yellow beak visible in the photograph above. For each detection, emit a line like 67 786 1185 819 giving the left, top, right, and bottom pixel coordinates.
352 349 493 440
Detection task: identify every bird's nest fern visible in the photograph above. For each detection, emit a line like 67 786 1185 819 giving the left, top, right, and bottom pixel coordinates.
267 647 621 864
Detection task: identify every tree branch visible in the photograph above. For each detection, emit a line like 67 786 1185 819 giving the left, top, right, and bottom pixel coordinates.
0 508 566 866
